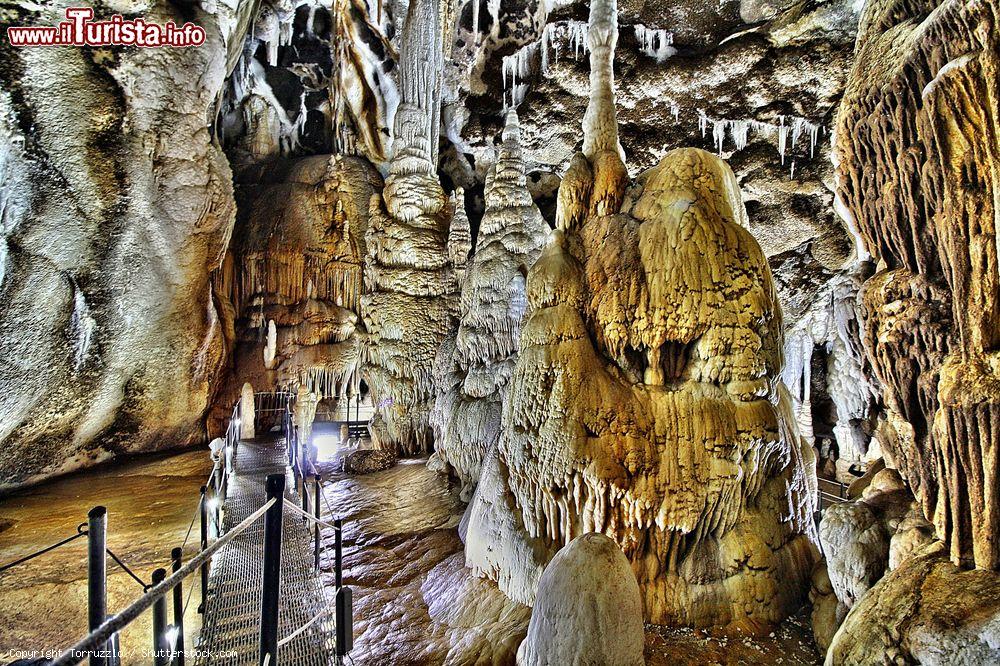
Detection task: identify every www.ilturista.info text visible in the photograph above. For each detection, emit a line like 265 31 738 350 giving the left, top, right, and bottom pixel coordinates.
7 7 206 47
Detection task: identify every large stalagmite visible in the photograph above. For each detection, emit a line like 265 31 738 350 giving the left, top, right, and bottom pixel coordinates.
429 110 549 499
362 0 460 456
465 0 818 633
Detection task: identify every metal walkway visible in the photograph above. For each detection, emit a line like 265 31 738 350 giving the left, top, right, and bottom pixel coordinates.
195 435 336 665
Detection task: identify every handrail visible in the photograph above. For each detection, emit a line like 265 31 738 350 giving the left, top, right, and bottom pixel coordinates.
50 497 277 666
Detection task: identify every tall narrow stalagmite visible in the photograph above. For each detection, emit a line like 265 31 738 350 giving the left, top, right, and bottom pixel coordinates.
362 0 460 456
429 111 549 499
464 0 818 634
579 0 628 218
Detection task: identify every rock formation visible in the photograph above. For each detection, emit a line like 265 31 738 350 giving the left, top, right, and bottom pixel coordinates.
516 533 644 666
429 110 549 500
819 502 890 609
218 0 398 165
222 154 378 411
834 0 1000 571
361 0 461 456
826 544 1000 665
465 0 818 633
0 1 250 488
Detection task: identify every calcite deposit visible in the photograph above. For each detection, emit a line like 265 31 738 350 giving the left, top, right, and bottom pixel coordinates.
219 154 379 415
465 0 818 633
835 0 1000 571
517 533 644 666
4 0 1000 662
361 0 461 456
429 110 549 499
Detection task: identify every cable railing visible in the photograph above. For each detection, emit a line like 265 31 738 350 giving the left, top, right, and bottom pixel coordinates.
2 389 354 666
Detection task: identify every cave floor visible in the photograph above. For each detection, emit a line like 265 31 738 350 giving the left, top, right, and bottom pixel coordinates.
0 450 821 665
0 450 214 664
315 457 823 666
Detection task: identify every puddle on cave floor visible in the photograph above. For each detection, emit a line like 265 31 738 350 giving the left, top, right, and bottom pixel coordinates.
315 457 822 666
0 450 214 665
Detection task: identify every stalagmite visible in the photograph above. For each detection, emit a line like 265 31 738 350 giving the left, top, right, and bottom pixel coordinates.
362 0 461 456
240 382 256 440
464 0 817 633
429 111 549 500
294 384 320 463
516 533 644 666
447 189 473 286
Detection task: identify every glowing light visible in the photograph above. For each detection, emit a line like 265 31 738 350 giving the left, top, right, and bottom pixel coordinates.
165 625 180 650
313 434 341 462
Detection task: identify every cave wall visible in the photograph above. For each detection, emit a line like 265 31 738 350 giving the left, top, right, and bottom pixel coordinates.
835 0 1000 570
0 1 254 489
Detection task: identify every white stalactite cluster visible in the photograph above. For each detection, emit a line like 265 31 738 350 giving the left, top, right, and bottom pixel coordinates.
429 111 549 500
634 24 676 63
362 0 461 456
464 0 818 633
781 272 880 478
697 111 824 165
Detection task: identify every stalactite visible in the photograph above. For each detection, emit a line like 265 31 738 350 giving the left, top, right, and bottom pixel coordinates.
836 0 1000 570
634 25 675 63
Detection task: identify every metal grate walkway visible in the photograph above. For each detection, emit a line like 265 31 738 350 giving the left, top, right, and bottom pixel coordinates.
195 436 336 665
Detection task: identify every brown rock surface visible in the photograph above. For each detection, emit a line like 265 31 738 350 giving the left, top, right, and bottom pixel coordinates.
826 545 1000 665
834 0 1000 570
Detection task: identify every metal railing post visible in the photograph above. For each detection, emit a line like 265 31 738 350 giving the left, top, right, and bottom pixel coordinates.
313 476 321 570
151 568 169 666
335 586 352 659
334 518 342 589
301 468 309 522
107 625 121 666
87 506 108 666
170 547 185 665
198 487 208 613
260 473 285 666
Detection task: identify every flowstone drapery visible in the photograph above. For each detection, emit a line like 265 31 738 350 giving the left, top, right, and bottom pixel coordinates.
220 154 378 412
429 111 549 500
465 0 818 633
835 0 1000 571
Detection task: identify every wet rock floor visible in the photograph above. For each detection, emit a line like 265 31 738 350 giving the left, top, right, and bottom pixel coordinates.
0 450 214 665
1 449 821 665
